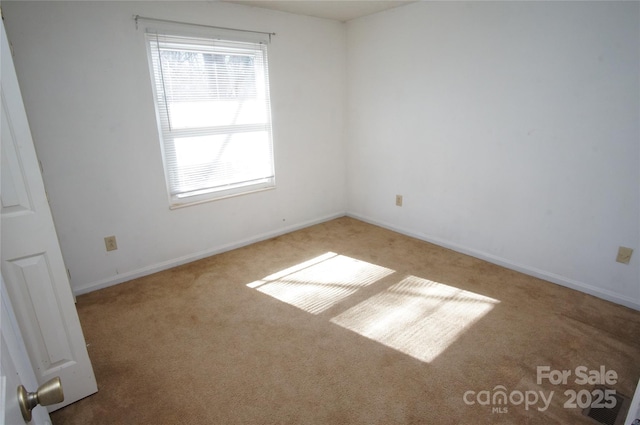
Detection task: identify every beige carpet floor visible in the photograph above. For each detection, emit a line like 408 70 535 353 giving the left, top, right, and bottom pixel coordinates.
51 217 640 424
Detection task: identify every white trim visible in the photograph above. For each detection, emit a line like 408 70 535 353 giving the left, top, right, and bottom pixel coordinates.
72 212 346 296
347 212 640 312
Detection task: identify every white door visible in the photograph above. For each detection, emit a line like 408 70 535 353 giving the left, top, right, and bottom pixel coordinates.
0 18 97 411
1 275 52 425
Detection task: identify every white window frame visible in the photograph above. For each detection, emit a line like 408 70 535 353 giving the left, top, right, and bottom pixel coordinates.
144 25 275 208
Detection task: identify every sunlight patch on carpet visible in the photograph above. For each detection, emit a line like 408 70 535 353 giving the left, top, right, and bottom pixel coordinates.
330 275 499 363
247 252 394 314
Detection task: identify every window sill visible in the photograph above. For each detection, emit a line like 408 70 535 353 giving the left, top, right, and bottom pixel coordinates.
169 185 275 210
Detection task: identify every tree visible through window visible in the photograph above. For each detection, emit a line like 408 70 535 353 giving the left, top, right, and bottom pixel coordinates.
146 32 275 207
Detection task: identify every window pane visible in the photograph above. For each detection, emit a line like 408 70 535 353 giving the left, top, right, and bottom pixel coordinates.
170 131 274 195
159 49 266 129
159 50 256 101
167 99 268 129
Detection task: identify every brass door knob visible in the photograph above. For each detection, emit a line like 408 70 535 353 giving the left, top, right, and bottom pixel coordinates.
17 377 64 422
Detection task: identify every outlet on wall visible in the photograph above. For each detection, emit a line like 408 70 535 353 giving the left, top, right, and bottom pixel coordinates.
104 236 118 252
616 246 633 264
396 194 403 207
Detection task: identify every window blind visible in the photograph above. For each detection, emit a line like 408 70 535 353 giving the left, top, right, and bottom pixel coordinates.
146 31 275 206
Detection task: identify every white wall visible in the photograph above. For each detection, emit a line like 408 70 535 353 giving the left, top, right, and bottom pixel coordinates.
3 1 347 294
4 1 639 310
346 2 640 309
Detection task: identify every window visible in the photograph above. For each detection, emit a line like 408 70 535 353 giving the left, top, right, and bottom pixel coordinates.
146 31 275 207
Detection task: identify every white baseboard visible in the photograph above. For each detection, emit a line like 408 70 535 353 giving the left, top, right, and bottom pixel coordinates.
347 212 640 312
73 211 346 296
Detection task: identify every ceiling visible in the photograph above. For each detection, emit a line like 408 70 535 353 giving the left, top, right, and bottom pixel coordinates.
222 1 415 22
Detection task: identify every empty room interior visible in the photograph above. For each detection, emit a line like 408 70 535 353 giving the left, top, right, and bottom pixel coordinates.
1 0 639 424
